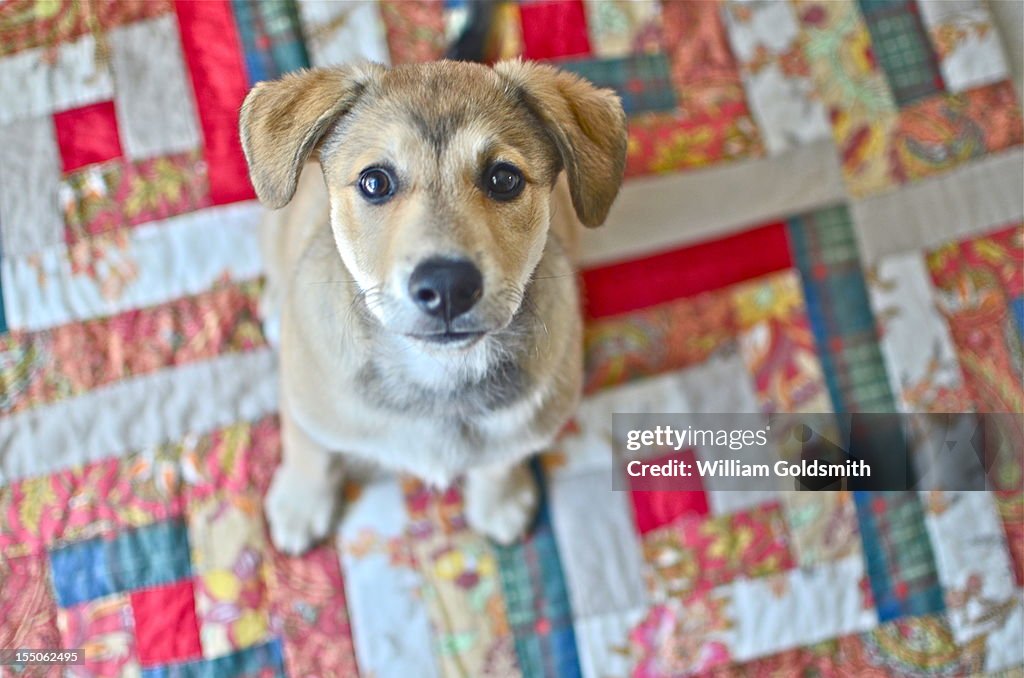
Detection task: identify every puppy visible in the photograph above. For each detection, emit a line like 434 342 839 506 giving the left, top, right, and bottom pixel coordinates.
239 60 627 554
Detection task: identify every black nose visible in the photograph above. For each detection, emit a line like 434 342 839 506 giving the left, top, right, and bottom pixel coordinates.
408 258 483 320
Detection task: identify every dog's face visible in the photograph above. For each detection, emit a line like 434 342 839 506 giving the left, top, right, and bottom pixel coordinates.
240 61 626 348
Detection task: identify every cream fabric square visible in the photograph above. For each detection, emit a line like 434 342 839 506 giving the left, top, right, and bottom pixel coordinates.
0 116 64 256
110 15 201 160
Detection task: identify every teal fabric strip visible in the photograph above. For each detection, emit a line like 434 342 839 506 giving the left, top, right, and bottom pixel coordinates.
858 0 944 106
232 0 309 86
494 463 581 678
788 203 944 623
141 639 285 678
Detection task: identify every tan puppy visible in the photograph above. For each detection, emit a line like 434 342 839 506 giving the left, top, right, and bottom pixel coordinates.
239 60 627 554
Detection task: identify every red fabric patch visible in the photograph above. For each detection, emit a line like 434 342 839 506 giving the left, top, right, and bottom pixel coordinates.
174 0 255 205
581 222 793 319
629 449 709 534
646 501 794 594
52 101 124 173
624 102 762 177
130 581 202 666
519 0 591 61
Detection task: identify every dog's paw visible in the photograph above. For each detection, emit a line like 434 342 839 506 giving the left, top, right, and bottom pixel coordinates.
465 464 539 545
264 465 340 555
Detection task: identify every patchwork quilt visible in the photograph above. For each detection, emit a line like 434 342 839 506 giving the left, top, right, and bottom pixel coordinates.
0 1 1022 677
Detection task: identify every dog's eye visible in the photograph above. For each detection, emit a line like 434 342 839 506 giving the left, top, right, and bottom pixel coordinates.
485 163 524 201
358 167 395 203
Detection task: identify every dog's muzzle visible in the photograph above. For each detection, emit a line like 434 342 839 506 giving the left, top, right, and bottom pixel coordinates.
407 257 485 345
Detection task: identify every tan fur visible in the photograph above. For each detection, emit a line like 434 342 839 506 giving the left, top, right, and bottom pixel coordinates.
239 60 627 553
493 60 627 227
240 63 386 209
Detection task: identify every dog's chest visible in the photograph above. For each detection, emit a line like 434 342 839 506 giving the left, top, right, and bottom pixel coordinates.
338 395 549 486
355 350 526 418
340 355 543 481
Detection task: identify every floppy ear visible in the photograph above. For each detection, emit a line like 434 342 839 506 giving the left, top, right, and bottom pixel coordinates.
494 60 627 227
239 64 384 209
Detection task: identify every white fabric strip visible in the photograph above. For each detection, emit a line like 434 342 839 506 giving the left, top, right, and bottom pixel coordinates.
580 140 845 266
722 0 831 155
920 491 1020 651
1 201 265 332
0 116 64 257
0 349 278 484
109 15 201 160
296 0 391 67
868 251 965 413
557 370 700 478
990 0 1024 102
549 469 648 618
573 607 647 678
917 0 1010 93
0 33 115 125
338 480 439 678
851 148 1024 263
728 554 877 661
679 356 775 515
985 592 1024 673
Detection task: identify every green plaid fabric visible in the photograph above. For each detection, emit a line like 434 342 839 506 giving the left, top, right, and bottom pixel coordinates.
494 465 581 678
786 204 896 414
788 204 943 622
232 0 309 86
855 491 945 621
557 53 677 116
858 0 944 106
831 331 900 411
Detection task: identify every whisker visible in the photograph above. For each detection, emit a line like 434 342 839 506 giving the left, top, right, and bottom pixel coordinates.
519 292 549 340
343 284 381 328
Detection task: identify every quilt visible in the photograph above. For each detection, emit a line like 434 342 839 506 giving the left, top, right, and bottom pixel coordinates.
0 1 1022 677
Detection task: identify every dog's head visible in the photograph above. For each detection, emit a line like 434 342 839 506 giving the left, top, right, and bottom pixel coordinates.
240 60 626 348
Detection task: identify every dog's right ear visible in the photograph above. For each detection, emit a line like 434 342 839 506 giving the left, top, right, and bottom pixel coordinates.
239 64 384 209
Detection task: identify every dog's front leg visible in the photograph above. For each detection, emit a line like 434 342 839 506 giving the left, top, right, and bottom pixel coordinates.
264 410 344 555
464 460 539 545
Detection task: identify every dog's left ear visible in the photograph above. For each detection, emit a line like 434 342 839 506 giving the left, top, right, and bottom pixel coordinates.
239 64 384 209
494 60 627 227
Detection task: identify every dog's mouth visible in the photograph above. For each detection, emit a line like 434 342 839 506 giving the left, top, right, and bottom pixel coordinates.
407 330 486 347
